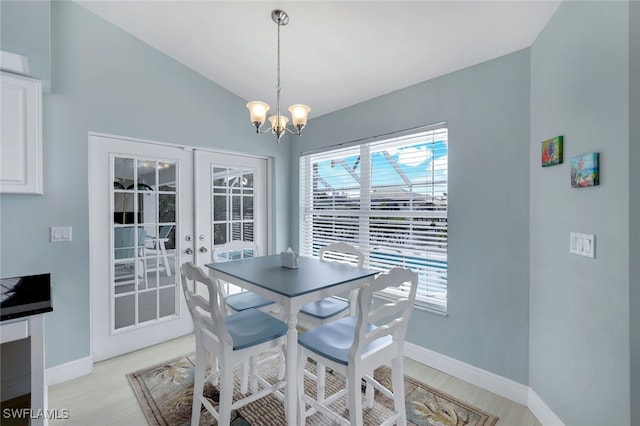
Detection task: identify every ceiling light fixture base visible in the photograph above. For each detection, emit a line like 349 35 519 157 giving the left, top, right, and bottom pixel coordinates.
271 10 289 26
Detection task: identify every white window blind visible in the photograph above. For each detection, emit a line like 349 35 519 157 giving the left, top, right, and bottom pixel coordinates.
299 125 448 313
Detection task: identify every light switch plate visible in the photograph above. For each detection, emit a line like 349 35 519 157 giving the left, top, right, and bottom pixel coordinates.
51 226 72 242
570 232 595 258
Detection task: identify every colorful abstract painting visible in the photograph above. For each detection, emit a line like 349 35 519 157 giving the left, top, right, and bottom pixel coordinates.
571 152 599 188
541 136 563 167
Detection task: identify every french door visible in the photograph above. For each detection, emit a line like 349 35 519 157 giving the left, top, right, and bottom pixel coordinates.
89 134 268 361
193 150 268 264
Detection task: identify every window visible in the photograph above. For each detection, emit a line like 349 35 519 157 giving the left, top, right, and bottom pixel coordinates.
299 124 448 313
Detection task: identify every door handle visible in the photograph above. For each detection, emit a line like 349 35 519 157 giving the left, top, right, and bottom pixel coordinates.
199 247 208 253
185 248 193 255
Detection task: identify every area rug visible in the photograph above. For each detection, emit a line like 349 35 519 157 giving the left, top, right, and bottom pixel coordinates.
127 351 498 426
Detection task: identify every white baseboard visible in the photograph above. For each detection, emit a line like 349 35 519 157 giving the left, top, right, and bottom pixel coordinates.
528 388 565 426
404 341 529 406
404 342 567 425
45 356 93 387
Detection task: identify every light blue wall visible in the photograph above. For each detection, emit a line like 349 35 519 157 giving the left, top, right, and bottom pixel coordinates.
0 1 290 368
529 2 630 425
0 1 51 90
290 51 531 384
630 1 640 424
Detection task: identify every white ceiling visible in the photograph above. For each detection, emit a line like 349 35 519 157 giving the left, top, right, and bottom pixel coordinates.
75 1 562 119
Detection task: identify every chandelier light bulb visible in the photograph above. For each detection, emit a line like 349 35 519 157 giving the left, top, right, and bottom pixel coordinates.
288 104 311 131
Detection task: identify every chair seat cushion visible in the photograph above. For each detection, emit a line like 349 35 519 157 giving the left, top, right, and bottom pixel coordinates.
298 316 392 365
300 297 349 320
224 309 288 350
225 291 275 311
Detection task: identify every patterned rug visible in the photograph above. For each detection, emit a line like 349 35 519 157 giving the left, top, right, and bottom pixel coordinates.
127 352 498 426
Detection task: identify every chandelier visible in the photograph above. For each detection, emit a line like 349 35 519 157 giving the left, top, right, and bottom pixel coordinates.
246 10 311 143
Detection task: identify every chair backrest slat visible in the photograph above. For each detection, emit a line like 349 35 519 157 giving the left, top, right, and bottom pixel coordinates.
349 267 418 363
180 262 232 346
319 242 364 267
368 299 411 324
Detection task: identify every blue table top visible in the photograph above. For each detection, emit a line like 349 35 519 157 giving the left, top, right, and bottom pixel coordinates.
206 254 378 298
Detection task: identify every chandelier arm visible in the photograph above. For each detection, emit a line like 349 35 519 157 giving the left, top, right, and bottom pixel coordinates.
283 127 303 136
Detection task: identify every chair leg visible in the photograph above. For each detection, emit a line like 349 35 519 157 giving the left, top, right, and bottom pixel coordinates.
392 356 407 426
191 343 206 426
316 362 326 403
277 346 286 380
297 348 308 425
249 355 258 394
211 354 219 386
240 360 249 394
347 370 363 426
365 378 374 408
218 359 234 426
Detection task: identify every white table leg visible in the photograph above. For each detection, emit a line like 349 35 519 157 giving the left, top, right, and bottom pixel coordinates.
285 307 298 426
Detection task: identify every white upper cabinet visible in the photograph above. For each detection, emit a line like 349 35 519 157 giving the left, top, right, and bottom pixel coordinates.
1 71 43 194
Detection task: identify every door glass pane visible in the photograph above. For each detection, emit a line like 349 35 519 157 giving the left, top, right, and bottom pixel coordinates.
214 223 227 245
112 155 179 333
243 223 254 242
231 222 241 240
140 193 157 224
114 260 135 294
114 295 135 329
212 167 227 187
158 162 176 191
158 194 175 222
159 287 176 318
114 226 137 260
232 196 241 220
138 291 157 323
243 196 253 220
213 195 227 221
242 170 253 189
114 158 134 189
136 160 156 190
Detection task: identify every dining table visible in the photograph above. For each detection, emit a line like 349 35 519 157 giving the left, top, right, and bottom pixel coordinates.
205 253 378 425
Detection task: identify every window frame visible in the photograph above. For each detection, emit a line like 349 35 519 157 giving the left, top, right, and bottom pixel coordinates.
299 123 448 313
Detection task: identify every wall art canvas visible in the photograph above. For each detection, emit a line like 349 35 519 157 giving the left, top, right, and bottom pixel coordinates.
571 152 599 188
541 136 563 167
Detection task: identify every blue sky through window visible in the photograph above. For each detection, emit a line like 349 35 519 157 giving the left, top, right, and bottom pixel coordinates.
315 139 447 196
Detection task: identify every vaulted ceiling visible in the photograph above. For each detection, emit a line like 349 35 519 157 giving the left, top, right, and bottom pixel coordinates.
76 1 562 118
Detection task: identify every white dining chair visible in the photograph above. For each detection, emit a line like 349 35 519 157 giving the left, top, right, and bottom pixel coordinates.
211 240 277 313
298 242 365 326
180 262 287 426
297 267 418 426
211 240 284 392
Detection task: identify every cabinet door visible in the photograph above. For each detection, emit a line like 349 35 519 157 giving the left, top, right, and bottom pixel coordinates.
0 72 43 194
